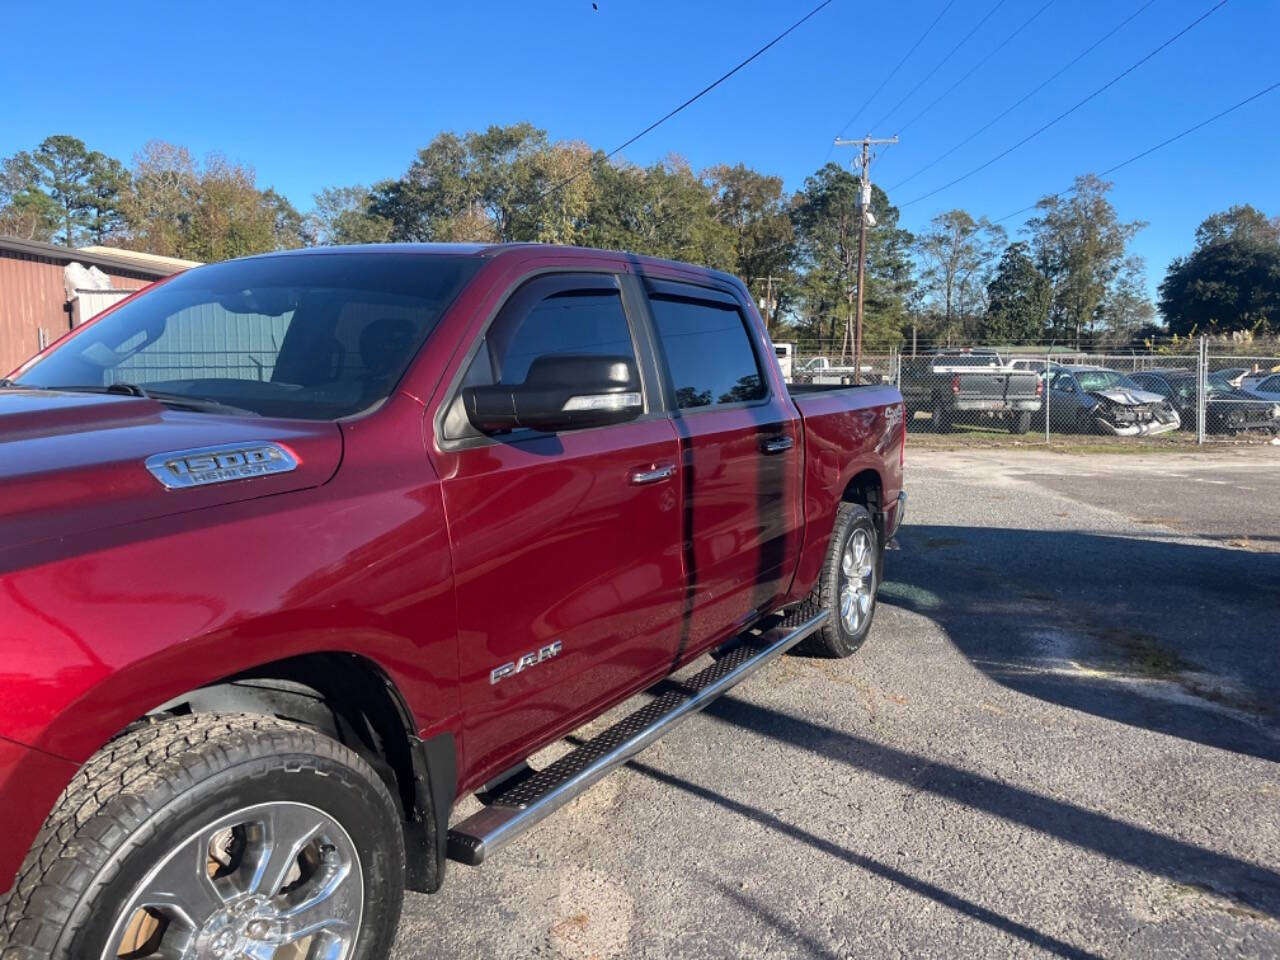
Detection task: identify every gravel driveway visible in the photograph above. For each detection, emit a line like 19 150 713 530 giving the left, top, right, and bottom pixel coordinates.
393 447 1280 959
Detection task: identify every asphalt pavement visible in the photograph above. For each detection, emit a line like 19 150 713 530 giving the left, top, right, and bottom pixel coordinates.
393 446 1280 959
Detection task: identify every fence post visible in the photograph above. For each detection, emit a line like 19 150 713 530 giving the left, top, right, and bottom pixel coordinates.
1044 352 1051 444
1197 336 1207 444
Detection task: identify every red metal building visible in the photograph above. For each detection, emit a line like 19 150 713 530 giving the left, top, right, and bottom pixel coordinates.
0 238 194 373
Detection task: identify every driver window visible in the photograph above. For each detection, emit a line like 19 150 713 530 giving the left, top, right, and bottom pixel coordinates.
443 279 638 440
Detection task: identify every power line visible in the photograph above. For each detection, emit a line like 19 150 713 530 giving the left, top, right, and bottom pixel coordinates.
868 0 1011 133
888 0 1159 193
541 0 837 201
899 0 1228 209
894 0 1057 136
834 0 958 140
992 79 1280 224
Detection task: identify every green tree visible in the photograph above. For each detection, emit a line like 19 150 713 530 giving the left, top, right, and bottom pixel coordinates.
84 153 130 244
33 135 96 245
1159 205 1280 336
1097 256 1156 344
1026 174 1145 346
707 164 794 331
121 141 303 261
914 209 1005 343
310 185 392 245
0 151 59 241
982 242 1051 343
791 163 913 350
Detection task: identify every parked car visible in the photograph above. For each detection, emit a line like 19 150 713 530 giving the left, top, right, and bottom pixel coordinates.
900 349 1043 434
792 355 866 382
1130 368 1280 434
1242 372 1280 403
1210 367 1251 389
1045 366 1181 436
0 243 906 958
1007 358 1063 376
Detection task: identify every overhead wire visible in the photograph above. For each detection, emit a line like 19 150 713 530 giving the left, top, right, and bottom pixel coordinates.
898 0 1229 209
827 0 958 155
894 0 1057 136
887 0 1160 192
540 0 837 201
991 79 1280 224
867 0 1011 133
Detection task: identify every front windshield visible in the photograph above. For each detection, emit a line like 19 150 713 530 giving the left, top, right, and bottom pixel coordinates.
16 252 481 420
1074 370 1140 392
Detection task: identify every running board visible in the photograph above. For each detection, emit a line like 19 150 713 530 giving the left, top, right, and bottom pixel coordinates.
446 606 828 866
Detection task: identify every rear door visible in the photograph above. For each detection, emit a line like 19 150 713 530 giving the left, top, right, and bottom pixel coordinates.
435 272 684 777
641 279 803 659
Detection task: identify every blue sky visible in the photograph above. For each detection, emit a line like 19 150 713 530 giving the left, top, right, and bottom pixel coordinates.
3 0 1276 294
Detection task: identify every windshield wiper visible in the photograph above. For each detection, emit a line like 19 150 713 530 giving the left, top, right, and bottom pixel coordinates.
53 383 261 417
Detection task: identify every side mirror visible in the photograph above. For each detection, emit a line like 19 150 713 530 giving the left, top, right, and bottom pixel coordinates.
462 354 642 434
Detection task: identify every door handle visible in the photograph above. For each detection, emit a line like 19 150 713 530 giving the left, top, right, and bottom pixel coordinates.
760 435 795 455
629 463 676 485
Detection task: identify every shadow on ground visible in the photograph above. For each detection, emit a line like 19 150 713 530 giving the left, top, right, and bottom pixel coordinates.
881 524 1280 763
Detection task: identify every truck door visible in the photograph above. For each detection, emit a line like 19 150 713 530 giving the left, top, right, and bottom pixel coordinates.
434 273 683 778
642 279 803 659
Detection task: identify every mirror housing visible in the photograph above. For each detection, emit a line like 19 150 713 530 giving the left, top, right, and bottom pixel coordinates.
462 354 642 434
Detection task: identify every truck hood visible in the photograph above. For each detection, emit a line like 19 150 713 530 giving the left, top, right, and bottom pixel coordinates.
0 389 342 552
1088 387 1166 406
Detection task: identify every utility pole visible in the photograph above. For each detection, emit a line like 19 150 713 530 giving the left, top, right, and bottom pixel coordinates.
833 135 897 384
752 275 784 334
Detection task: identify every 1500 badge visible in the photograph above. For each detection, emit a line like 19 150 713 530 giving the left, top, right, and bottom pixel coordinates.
145 442 299 489
491 642 562 684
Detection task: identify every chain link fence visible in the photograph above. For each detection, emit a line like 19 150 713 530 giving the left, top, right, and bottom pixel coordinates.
776 340 1280 446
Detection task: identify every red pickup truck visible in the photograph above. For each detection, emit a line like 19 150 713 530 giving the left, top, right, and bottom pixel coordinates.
0 243 904 959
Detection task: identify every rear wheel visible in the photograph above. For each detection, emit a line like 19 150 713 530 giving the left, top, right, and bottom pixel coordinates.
1009 411 1032 434
796 503 881 658
0 714 405 960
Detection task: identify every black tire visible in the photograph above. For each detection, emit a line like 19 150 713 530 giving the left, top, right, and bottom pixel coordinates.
0 714 405 960
1009 411 1032 435
932 397 952 433
795 502 882 658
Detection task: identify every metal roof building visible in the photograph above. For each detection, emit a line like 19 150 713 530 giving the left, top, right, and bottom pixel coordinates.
0 238 196 374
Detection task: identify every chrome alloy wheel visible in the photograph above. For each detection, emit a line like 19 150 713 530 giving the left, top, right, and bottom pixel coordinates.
838 528 876 635
102 802 363 960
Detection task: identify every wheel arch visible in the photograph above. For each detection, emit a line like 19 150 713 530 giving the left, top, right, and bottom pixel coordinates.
841 468 885 542
148 651 455 894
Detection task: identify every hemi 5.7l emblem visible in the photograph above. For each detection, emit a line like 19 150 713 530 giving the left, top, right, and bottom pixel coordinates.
491 642 562 685
145 442 299 490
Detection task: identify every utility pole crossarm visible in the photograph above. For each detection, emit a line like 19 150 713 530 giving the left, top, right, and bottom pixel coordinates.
833 134 899 384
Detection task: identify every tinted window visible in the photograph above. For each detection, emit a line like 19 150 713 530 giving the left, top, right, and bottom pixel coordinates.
17 253 480 420
1261 376 1280 392
462 287 636 390
649 295 765 409
488 289 635 386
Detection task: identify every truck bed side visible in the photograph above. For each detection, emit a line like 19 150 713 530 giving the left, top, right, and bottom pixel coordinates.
787 382 905 602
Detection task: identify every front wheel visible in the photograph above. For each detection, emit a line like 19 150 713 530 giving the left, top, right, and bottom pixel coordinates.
0 714 405 960
796 502 882 658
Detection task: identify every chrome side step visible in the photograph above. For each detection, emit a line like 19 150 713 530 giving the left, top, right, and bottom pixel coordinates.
446 606 828 866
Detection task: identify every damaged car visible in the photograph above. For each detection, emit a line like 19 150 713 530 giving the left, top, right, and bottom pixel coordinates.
1046 366 1181 436
1131 368 1280 435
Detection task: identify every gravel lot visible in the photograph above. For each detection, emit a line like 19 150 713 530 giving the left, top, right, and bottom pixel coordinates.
394 447 1280 959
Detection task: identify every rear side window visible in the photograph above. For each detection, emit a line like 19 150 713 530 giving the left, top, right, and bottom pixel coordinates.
648 295 765 409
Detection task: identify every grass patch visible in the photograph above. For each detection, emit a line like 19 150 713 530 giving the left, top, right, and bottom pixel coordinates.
1097 628 1192 678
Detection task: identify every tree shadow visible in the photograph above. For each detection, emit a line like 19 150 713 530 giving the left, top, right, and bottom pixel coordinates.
635 757 1107 959
682 696 1280 919
880 524 1280 763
